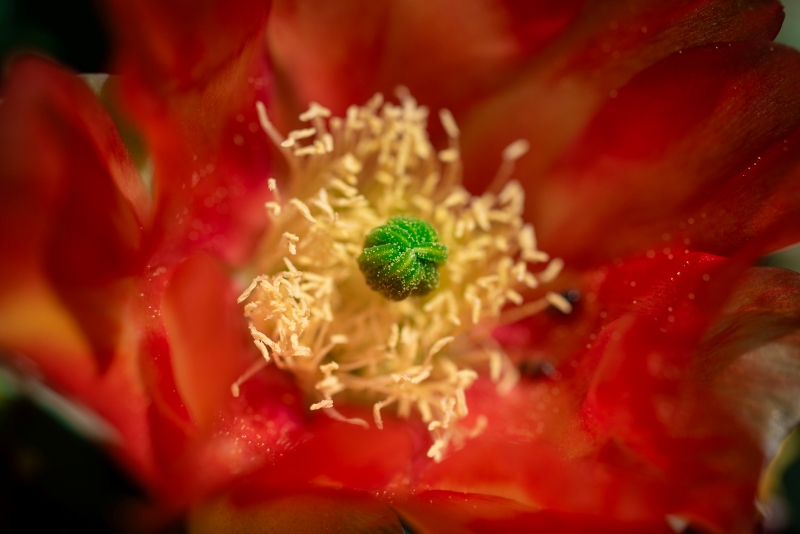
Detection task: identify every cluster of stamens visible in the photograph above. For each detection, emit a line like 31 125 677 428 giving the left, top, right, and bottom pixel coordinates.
235 89 569 461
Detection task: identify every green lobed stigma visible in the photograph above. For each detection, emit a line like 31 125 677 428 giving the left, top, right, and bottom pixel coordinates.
357 216 448 301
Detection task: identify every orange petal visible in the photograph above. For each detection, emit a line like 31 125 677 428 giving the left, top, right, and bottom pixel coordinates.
189 489 404 533
102 0 273 265
0 55 150 370
396 491 676 534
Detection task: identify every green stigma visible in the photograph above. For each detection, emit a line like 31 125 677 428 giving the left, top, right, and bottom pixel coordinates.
357 216 448 301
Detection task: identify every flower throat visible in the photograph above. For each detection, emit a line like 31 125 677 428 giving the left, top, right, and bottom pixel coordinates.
236 89 569 461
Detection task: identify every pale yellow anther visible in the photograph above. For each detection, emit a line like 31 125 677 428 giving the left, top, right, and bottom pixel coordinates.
294 145 319 157
341 153 363 174
366 92 384 110
546 291 573 314
519 224 537 257
265 201 281 217
322 133 334 153
426 336 454 364
283 232 299 255
539 258 565 284
281 128 317 148
299 102 332 122
439 108 460 139
310 194 335 221
311 399 334 410
254 339 270 362
418 399 432 422
489 350 502 381
442 188 470 208
320 362 339 373
523 272 539 289
427 440 445 462
471 297 482 325
329 178 359 198
502 139 531 162
255 101 285 147
438 148 459 163
505 289 524 305
289 199 317 223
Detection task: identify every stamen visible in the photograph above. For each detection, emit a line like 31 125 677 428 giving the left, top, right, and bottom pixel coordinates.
299 102 332 122
239 92 567 461
255 101 285 148
310 399 334 410
488 139 531 194
546 291 573 314
230 358 268 397
539 258 565 283
439 109 460 140
503 139 531 161
280 128 317 148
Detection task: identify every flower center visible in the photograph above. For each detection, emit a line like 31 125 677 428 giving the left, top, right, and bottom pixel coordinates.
236 89 570 461
358 216 448 301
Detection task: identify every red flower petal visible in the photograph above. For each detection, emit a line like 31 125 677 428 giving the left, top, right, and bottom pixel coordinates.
421 252 771 532
0 58 160 484
103 0 268 96
162 253 252 429
701 267 800 456
102 0 274 265
240 405 427 492
396 491 676 534
0 56 150 370
522 42 800 267
682 126 800 257
189 489 405 533
460 0 783 199
266 0 583 129
129 253 308 502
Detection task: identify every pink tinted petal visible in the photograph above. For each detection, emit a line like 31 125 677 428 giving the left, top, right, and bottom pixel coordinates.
266 0 583 129
102 0 273 265
526 42 800 267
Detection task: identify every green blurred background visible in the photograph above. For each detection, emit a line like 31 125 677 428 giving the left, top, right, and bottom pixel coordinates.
0 0 798 532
